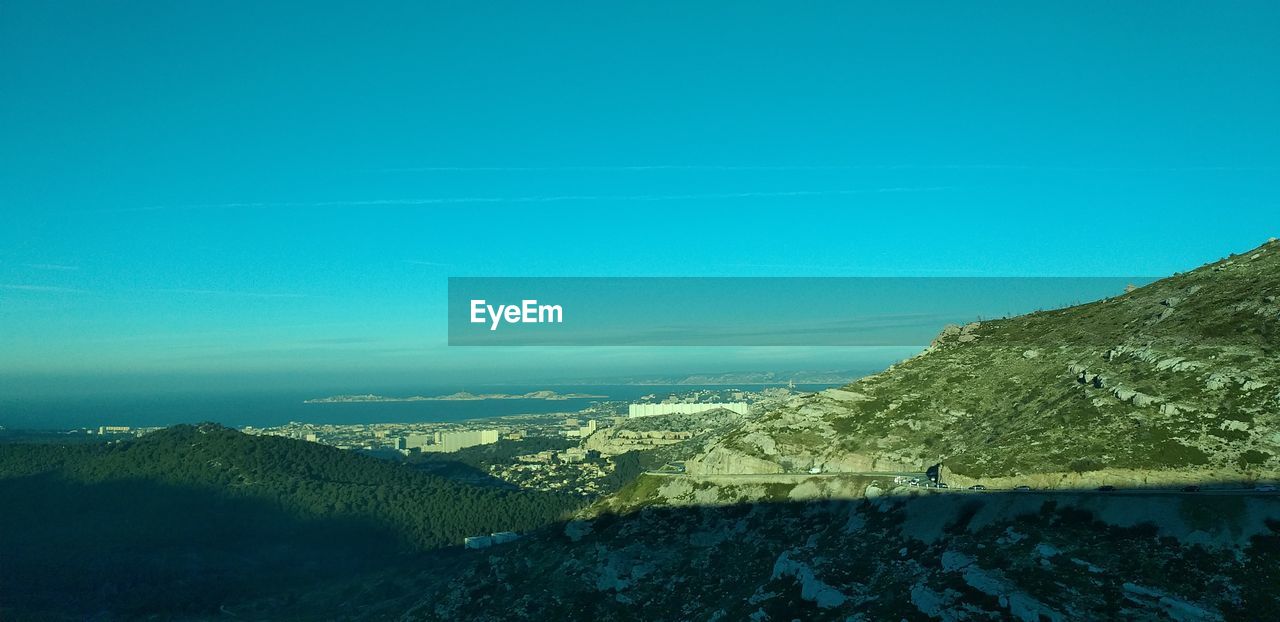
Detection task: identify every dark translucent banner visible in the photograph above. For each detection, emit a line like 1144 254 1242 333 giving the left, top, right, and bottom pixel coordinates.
447 277 1154 346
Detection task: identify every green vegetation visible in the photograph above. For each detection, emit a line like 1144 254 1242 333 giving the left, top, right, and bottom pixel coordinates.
607 473 665 508
751 240 1280 478
0 423 584 618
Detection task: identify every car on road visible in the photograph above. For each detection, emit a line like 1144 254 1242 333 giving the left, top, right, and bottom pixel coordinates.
968 485 986 491
1097 485 1116 492
1255 484 1278 492
1014 485 1032 491
1182 485 1201 493
936 483 948 489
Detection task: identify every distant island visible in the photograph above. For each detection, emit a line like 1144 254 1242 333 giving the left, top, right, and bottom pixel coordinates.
304 390 607 404
565 370 865 386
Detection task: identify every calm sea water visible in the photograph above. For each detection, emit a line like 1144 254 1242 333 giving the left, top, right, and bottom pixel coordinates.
0 384 837 430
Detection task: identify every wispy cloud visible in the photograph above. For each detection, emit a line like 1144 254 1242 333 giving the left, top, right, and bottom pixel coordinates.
378 163 1280 173
1 284 86 293
153 288 313 299
719 263 997 276
373 163 1018 171
24 263 79 271
108 187 953 214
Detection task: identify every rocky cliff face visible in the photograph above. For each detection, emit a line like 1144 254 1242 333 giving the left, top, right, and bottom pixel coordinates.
693 239 1280 483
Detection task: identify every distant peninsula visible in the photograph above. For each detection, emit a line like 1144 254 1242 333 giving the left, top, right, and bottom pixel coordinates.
304 390 607 404
565 370 865 386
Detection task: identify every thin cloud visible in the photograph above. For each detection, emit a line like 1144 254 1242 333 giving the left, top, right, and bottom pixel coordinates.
381 165 895 172
378 163 1280 173
24 263 80 271
153 288 313 299
110 187 954 213
1 284 86 293
720 263 997 275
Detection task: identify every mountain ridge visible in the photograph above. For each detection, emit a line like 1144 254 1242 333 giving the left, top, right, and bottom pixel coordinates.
669 239 1279 487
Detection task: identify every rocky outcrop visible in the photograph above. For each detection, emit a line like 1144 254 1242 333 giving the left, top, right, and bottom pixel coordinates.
684 445 783 475
771 551 848 608
941 467 1278 490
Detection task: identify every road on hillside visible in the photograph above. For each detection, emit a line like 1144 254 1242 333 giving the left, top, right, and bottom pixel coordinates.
642 471 1280 496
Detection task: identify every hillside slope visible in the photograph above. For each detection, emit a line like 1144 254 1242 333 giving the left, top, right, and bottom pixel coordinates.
402 493 1280 621
694 239 1280 484
0 424 582 618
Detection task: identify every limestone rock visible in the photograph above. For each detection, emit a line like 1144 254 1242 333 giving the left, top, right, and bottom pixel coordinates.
1242 379 1268 391
685 445 783 476
770 551 848 609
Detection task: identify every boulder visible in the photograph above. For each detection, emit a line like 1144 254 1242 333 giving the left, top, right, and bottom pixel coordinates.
771 551 848 609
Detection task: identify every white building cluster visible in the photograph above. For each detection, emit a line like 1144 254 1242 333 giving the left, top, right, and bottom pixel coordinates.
397 429 500 453
422 429 500 453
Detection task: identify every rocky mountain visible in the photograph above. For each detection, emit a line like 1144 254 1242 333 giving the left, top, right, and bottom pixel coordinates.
686 239 1280 489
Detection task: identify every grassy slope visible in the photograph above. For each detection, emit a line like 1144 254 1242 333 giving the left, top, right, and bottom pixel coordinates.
726 240 1280 478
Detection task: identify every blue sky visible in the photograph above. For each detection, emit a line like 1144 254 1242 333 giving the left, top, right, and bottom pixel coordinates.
2 2 1278 396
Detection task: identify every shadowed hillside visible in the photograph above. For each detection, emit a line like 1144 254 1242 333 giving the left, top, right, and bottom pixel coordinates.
0 424 584 619
266 490 1280 621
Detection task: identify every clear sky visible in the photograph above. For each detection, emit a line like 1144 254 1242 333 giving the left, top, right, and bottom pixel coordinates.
2 2 1278 396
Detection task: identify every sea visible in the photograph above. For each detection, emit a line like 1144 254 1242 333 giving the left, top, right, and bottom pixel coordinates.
0 384 839 431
